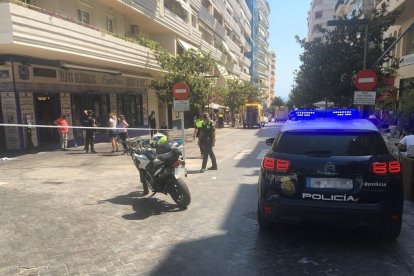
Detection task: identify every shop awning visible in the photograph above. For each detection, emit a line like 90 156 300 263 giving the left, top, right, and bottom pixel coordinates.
177 38 198 51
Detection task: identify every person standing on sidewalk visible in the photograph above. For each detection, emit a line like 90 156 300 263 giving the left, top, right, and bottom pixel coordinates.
148 111 157 138
199 112 217 173
118 115 129 152
82 110 97 154
53 114 69 151
108 112 119 153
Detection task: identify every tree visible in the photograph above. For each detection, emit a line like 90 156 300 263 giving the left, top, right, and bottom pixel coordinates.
222 80 262 113
139 38 215 110
271 96 285 107
290 1 402 107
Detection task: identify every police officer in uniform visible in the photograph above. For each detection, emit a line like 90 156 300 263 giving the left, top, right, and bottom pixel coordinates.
82 110 97 154
199 113 217 173
193 114 204 158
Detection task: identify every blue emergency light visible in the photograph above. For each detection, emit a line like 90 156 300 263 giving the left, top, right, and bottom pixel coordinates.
289 109 359 120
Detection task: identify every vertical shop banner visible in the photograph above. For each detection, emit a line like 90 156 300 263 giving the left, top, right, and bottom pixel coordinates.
60 93 73 140
19 92 38 147
1 92 20 149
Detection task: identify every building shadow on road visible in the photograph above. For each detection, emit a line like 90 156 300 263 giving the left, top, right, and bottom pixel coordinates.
102 191 183 220
149 184 412 275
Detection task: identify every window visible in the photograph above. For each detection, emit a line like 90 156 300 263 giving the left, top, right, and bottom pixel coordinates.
106 18 113 33
315 11 322 19
274 132 388 156
405 28 414 55
77 9 90 24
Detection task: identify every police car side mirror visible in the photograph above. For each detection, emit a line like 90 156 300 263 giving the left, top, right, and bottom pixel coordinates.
265 138 275 146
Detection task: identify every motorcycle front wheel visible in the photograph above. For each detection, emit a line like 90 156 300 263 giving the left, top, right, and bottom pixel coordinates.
168 177 191 209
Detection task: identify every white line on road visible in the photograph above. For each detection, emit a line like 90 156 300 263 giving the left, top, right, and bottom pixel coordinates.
234 150 252 160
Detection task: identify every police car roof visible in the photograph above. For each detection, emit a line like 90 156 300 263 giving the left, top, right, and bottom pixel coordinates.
281 118 378 133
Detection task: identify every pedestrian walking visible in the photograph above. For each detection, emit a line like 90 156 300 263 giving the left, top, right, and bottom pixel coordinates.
118 115 129 152
199 112 217 173
193 114 204 158
108 112 119 153
82 110 96 153
148 111 157 137
53 114 69 151
218 112 224 128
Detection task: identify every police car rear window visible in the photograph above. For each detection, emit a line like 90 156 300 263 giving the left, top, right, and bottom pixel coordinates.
274 132 388 156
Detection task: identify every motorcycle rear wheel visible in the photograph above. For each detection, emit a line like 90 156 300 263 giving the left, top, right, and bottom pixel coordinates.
168 177 191 209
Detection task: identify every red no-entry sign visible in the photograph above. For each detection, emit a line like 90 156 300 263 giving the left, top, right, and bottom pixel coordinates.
172 82 190 100
355 70 378 91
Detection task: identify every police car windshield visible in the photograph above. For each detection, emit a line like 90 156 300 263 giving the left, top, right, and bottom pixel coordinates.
274 132 388 156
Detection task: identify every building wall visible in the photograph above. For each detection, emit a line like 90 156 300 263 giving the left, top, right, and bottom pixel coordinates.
0 0 254 151
307 0 337 42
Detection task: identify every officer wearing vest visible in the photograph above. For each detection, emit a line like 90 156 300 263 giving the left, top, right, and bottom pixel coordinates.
193 114 204 158
218 112 224 128
199 112 217 173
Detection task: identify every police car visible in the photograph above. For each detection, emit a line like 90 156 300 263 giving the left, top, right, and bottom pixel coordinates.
258 109 404 240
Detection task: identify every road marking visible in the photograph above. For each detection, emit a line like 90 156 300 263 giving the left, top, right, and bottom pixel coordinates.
257 149 268 160
234 150 252 160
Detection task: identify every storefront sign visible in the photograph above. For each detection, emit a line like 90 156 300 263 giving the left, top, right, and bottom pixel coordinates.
102 76 124 86
59 71 97 84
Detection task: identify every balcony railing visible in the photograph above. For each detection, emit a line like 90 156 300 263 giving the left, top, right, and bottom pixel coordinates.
3 1 160 72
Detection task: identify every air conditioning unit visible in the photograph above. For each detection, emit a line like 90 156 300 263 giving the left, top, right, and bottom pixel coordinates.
130 25 140 35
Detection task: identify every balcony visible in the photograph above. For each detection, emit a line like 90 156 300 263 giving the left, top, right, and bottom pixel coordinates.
199 6 226 39
0 1 160 73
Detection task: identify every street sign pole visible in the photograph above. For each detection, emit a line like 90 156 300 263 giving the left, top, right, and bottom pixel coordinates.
172 82 190 166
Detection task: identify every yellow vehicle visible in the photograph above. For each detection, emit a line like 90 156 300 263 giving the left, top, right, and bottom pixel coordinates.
242 102 264 128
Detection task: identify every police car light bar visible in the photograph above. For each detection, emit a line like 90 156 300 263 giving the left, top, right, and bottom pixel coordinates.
289 109 359 120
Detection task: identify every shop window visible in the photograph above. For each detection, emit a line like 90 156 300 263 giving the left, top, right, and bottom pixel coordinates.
71 93 109 134
116 94 143 127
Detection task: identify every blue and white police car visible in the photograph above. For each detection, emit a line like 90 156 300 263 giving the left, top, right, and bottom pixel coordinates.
258 109 404 240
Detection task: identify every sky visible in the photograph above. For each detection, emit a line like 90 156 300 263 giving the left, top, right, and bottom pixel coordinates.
268 1 310 101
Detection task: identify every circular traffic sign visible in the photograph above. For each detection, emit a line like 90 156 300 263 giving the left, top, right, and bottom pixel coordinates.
355 70 378 91
172 82 190 100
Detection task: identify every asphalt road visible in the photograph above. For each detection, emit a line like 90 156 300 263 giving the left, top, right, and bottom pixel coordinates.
1 123 414 276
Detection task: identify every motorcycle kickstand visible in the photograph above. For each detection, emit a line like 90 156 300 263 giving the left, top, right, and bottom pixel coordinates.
146 192 156 199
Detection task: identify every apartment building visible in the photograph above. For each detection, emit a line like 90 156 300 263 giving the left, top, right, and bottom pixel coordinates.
246 0 270 105
268 51 275 107
307 0 337 42
334 0 414 105
379 0 414 102
0 0 253 151
335 0 375 19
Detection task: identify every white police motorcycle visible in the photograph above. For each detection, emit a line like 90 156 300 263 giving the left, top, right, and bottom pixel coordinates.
126 134 190 209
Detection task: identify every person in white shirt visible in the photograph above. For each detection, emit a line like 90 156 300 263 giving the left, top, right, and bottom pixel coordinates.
108 112 119 153
397 128 414 157
117 115 129 152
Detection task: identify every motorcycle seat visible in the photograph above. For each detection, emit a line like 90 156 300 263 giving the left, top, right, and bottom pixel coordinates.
157 151 174 161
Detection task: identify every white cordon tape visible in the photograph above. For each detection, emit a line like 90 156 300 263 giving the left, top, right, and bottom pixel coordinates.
0 123 172 132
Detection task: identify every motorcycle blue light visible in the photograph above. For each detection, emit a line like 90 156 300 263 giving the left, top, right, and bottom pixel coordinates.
289 109 359 120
